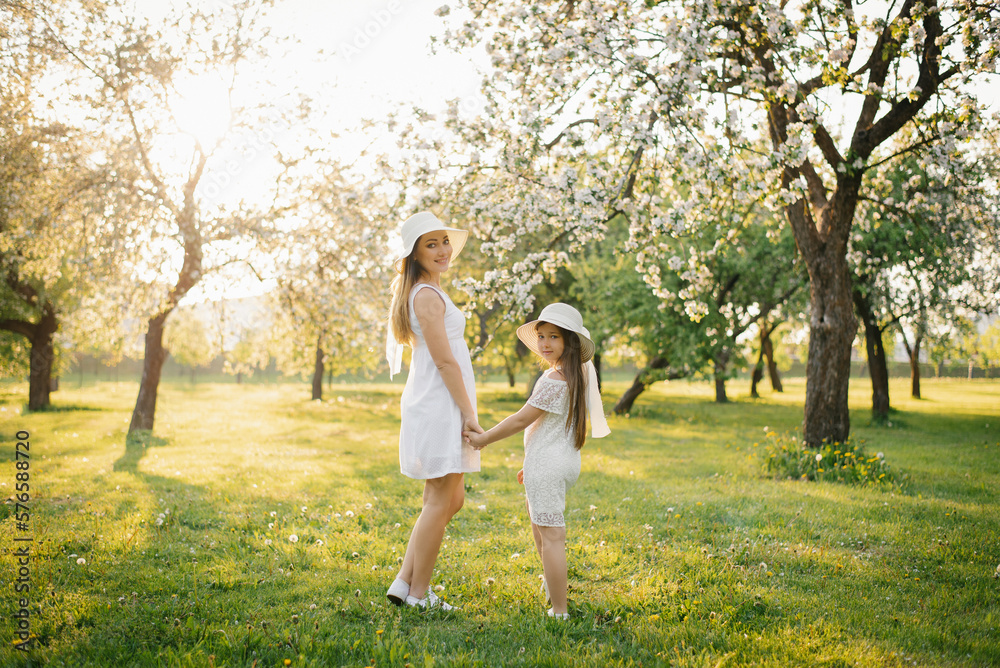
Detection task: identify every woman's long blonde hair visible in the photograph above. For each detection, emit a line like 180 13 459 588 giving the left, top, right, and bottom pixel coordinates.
388 254 425 346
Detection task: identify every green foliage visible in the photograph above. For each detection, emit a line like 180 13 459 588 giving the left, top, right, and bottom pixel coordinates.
754 432 906 488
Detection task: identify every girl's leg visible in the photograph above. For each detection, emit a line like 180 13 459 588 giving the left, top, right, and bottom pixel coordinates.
396 472 465 596
528 501 543 561
536 525 568 614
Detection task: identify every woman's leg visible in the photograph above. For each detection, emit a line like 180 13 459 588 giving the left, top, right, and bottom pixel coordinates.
396 472 465 597
537 525 568 614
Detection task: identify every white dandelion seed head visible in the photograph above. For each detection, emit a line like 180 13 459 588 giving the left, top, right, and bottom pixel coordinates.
288 534 299 543
345 511 355 517
365 503 373 509
77 558 86 565
816 453 823 462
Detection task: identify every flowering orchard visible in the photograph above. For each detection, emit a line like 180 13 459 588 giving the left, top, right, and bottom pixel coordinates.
404 0 1000 446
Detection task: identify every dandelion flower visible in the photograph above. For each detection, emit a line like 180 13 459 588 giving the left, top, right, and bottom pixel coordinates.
434 585 445 592
511 553 521 559
301 506 307 512
815 453 823 462
352 551 360 558
77 557 86 565
315 539 324 546
264 539 273 546
589 505 598 511
485 577 495 585
877 452 885 459
345 510 355 518
334 513 342 519
365 503 373 509
288 534 299 543
477 505 486 511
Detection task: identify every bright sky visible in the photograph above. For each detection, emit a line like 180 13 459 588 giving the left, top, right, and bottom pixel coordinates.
163 0 484 301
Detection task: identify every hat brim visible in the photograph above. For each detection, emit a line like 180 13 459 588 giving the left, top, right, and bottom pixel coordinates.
394 227 468 269
516 319 595 363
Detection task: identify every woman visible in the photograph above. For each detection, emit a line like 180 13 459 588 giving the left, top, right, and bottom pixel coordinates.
385 211 482 610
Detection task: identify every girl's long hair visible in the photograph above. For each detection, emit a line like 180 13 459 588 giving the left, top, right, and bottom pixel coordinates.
388 254 425 346
542 322 588 451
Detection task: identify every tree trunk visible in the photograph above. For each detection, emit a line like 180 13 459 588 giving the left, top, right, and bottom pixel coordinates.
910 333 922 399
852 285 890 422
312 336 324 401
505 358 516 388
25 305 59 411
613 356 686 415
713 349 729 403
129 312 170 433
762 327 783 392
750 344 765 398
801 242 856 446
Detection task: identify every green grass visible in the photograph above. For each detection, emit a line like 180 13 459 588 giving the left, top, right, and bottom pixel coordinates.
1 376 998 667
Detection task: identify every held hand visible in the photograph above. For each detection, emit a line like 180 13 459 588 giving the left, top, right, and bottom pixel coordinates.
517 468 524 485
463 416 484 435
463 430 488 450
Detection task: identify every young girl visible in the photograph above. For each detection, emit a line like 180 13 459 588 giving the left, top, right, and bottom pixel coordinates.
464 303 609 619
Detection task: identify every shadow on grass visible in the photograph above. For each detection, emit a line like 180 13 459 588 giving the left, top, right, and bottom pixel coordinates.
23 402 108 413
113 430 171 473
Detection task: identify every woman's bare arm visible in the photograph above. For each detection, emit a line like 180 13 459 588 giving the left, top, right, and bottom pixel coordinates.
413 288 481 431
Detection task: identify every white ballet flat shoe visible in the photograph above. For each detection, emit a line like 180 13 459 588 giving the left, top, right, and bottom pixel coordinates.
386 577 410 606
405 589 457 611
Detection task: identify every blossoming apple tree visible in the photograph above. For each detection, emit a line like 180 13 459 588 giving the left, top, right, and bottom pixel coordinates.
426 0 999 445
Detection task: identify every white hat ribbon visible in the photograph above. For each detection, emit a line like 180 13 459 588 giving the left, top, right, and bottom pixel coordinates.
386 326 403 380
585 360 610 438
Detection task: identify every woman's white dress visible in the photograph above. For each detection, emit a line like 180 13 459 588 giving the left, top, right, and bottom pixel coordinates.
522 371 580 527
398 283 480 479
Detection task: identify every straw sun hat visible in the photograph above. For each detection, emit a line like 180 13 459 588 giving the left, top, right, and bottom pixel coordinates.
394 211 468 268
516 303 596 363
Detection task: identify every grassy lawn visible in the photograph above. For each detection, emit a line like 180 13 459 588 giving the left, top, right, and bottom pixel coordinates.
1 376 998 667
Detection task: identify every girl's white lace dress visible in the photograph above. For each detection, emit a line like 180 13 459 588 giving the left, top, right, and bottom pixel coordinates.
522 371 580 527
398 283 480 479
